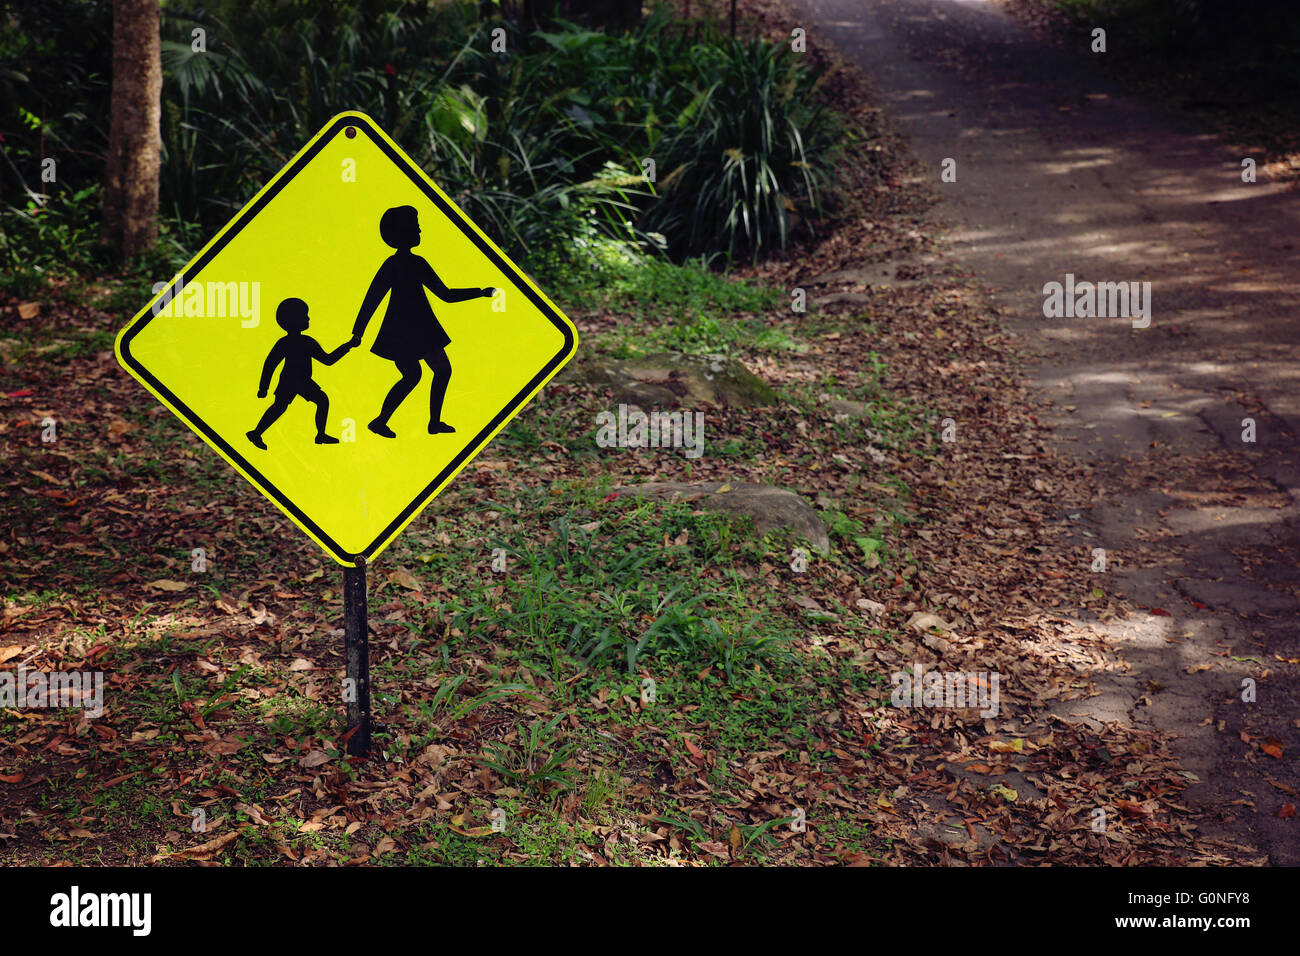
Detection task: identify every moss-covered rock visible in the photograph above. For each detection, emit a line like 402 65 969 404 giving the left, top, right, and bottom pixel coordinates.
569 352 777 408
614 481 829 554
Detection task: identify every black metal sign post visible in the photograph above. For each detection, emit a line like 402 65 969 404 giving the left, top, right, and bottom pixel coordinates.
343 560 371 756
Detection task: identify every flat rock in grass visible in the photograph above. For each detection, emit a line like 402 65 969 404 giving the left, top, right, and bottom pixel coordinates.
827 399 870 419
615 481 829 554
567 352 777 408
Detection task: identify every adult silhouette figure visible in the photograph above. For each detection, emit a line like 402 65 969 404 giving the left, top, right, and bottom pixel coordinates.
350 205 494 438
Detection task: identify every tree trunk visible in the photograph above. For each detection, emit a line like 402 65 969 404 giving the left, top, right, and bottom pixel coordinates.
102 0 161 259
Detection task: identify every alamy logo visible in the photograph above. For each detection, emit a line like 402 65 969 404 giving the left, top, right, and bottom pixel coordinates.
49 886 151 936
151 277 261 328
595 404 705 459
0 667 103 717
890 662 1000 717
1042 273 1150 328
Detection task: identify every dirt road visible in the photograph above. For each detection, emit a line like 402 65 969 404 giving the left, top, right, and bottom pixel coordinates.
797 0 1300 862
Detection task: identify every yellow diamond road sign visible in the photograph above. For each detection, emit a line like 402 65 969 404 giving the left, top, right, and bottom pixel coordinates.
116 111 578 565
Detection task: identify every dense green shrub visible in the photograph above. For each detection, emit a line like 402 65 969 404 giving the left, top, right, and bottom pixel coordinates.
1051 0 1299 69
0 0 112 209
1 0 848 279
639 35 841 261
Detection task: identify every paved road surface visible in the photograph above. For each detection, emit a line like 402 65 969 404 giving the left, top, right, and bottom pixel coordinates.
797 0 1300 862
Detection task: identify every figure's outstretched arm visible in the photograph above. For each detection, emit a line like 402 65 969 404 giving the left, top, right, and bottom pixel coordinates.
258 341 285 397
351 262 391 344
421 258 494 303
318 338 352 365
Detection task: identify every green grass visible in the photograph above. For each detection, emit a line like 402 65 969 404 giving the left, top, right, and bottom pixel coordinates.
0 244 936 865
548 247 803 360
555 251 781 315
608 308 803 359
383 486 804 682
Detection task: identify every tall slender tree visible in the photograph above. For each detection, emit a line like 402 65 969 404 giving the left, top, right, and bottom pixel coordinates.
101 0 161 258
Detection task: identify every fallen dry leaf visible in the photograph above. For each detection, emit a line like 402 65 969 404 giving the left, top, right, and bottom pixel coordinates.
906 611 955 633
1116 800 1154 819
202 737 243 757
299 749 331 768
237 803 273 826
146 579 190 592
1268 777 1298 797
153 830 238 862
388 567 422 591
447 822 495 838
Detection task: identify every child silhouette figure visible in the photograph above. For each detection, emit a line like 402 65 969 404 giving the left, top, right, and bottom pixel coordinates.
350 205 494 438
246 297 353 449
